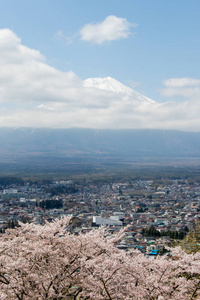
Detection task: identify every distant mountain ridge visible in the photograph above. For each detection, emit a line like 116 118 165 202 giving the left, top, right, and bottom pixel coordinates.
83 77 156 104
0 128 200 163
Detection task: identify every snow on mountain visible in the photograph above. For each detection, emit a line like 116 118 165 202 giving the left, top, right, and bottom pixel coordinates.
83 76 156 104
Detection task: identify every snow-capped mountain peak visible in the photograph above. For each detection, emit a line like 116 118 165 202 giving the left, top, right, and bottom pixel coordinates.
83 76 156 104
83 76 133 95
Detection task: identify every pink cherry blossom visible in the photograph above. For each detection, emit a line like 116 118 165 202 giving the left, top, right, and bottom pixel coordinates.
0 216 199 299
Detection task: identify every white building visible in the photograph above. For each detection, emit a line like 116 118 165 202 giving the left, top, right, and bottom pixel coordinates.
92 216 122 226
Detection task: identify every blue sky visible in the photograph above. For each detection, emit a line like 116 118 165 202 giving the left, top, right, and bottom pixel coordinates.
0 0 200 130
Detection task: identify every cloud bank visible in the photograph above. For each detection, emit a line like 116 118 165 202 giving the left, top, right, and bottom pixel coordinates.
0 29 200 132
80 15 136 44
161 77 200 99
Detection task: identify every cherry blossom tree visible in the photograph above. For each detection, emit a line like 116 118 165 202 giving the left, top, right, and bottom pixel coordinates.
0 216 200 299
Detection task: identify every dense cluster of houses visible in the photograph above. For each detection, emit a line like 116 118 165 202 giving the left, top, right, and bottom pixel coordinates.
0 178 200 254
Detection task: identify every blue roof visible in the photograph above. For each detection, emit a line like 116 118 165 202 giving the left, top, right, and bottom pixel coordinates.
149 250 158 255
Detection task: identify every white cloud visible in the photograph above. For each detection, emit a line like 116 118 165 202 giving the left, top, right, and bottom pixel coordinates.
80 15 136 44
161 77 200 99
163 77 200 88
0 29 200 132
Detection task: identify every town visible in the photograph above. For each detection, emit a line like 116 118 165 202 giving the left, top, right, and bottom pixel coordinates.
0 175 200 255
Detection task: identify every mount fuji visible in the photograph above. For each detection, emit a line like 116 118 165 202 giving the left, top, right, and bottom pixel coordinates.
83 76 156 104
